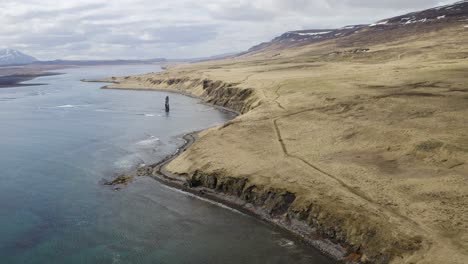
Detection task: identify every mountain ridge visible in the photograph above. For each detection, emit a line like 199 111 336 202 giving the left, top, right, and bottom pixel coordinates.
242 0 468 55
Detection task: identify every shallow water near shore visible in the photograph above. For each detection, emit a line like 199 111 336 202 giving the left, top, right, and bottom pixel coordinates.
0 65 334 264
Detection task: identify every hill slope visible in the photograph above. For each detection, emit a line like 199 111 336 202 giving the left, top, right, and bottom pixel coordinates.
244 0 468 55
93 2 468 264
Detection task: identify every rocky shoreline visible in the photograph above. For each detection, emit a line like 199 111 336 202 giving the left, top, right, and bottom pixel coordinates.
86 22 468 262
133 132 351 263
88 80 361 262
88 76 416 264
88 76 355 261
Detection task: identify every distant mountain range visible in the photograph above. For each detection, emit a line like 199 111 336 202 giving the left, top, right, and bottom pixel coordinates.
0 47 238 67
33 58 167 66
0 48 167 67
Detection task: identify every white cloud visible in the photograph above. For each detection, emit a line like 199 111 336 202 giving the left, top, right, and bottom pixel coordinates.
0 0 457 60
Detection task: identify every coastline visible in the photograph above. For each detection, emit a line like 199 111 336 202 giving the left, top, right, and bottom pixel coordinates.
0 72 62 88
81 79 241 115
143 132 348 262
92 79 350 262
84 24 468 263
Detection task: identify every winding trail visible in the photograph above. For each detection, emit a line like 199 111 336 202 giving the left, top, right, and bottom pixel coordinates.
269 85 431 240
273 84 286 110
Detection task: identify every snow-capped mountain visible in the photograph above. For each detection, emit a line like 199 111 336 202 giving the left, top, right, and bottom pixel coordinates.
0 49 38 66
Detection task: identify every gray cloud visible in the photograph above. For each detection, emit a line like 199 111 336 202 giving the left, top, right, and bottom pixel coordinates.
205 2 276 21
0 0 456 60
15 3 107 19
328 0 447 10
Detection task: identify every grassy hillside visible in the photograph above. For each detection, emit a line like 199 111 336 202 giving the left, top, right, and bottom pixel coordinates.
95 10 468 264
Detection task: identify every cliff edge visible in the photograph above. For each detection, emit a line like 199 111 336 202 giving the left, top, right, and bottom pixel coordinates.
95 4 468 263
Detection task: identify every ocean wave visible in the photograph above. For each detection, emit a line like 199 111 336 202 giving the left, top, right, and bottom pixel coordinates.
160 184 246 215
135 136 160 147
137 113 162 117
57 104 75 108
277 238 295 248
53 104 92 109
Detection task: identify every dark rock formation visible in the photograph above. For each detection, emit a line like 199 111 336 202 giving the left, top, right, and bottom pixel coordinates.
165 96 170 112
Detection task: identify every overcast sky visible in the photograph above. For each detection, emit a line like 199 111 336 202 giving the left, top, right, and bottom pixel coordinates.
0 0 454 60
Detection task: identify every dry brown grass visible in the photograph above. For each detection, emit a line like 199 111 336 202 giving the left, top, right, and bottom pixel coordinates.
98 23 468 263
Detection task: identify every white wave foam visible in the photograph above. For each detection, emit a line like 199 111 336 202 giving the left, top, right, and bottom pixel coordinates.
160 184 246 215
53 104 91 109
57 104 75 108
135 136 160 147
278 238 295 248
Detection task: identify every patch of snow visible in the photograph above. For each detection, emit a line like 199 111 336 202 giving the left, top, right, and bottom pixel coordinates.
0 48 37 65
437 15 446 20
465 25 468 28
341 25 355 29
296 31 332 36
370 21 388 27
401 17 411 21
404 18 429 24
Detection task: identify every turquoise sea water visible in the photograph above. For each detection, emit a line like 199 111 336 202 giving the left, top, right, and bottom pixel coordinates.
0 65 334 264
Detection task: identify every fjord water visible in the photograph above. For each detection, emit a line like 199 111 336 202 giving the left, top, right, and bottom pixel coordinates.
0 65 334 264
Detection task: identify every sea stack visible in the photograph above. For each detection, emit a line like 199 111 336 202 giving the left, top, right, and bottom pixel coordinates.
165 96 170 112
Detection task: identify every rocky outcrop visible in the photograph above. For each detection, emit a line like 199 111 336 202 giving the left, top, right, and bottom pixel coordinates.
165 168 423 264
182 170 369 262
201 80 255 114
